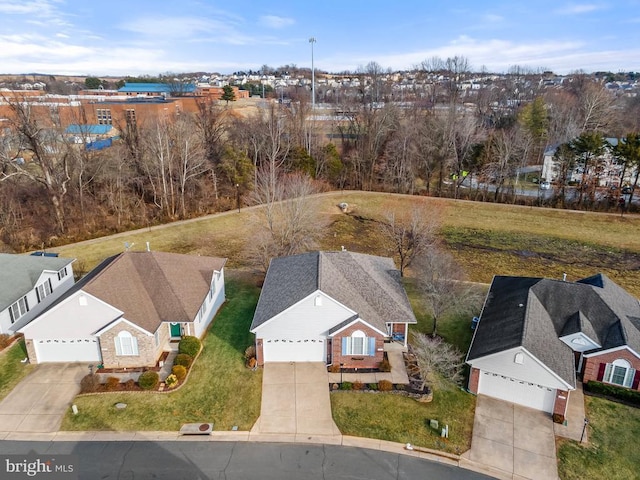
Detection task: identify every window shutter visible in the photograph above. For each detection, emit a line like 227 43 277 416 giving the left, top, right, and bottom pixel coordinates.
632 370 640 390
597 362 606 381
114 337 122 356
368 337 375 356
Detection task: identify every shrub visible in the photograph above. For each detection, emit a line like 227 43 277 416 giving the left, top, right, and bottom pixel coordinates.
138 371 159 390
80 374 100 393
328 364 341 373
352 380 364 390
367 383 378 390
178 336 201 357
165 374 178 388
0 334 11 349
105 376 120 391
124 379 136 390
248 357 257 369
339 382 353 390
378 380 393 391
244 345 256 360
172 365 187 381
585 381 640 406
378 358 391 372
173 353 193 368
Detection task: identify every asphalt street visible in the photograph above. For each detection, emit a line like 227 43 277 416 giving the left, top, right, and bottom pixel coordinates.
1 441 495 480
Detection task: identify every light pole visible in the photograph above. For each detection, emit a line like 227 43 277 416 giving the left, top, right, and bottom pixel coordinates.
309 37 316 111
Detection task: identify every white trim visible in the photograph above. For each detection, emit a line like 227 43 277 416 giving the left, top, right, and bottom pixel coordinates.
251 290 356 333
468 346 575 390
583 345 640 360
329 317 388 337
19 290 123 334
95 317 153 337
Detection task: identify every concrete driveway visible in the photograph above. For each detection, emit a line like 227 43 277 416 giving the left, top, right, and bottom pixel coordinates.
251 362 341 441
0 363 86 434
461 395 558 480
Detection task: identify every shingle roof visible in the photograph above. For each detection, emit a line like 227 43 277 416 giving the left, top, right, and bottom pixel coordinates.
251 251 417 332
0 253 74 310
467 273 640 389
82 251 226 333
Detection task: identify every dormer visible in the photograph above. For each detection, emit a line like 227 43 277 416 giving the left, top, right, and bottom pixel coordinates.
559 311 601 352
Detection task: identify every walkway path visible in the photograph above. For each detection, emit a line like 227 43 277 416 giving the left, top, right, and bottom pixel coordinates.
554 382 587 443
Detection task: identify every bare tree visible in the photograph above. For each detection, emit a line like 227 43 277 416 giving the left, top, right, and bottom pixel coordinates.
380 206 441 277
249 166 322 271
413 248 483 337
0 96 71 234
412 333 464 389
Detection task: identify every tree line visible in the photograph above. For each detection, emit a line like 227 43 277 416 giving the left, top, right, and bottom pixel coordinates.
0 68 639 252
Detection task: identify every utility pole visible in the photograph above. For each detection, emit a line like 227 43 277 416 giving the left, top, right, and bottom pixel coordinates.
309 37 316 110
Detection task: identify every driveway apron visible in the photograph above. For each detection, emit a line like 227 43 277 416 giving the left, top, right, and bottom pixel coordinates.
461 395 559 480
251 362 340 438
0 363 85 433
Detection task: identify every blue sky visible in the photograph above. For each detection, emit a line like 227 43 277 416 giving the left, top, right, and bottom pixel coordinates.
0 0 639 76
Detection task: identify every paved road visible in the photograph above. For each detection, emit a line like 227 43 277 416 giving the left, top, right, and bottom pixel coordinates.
1 441 495 480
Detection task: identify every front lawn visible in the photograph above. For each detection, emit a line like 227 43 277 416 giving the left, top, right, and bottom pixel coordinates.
61 277 262 431
557 396 640 480
0 340 35 402
331 386 475 454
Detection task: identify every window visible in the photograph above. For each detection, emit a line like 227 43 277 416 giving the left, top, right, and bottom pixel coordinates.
96 108 112 125
114 331 139 356
36 279 53 303
57 267 68 281
9 296 29 324
154 330 160 347
603 359 635 388
125 109 136 126
341 330 375 356
198 302 206 322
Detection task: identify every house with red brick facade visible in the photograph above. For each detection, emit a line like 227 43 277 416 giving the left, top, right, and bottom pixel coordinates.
466 273 640 422
250 251 417 368
20 251 226 368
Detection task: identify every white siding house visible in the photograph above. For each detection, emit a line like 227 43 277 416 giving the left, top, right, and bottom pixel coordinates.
0 253 75 335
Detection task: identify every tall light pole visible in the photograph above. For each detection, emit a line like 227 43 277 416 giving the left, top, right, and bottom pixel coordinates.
309 37 316 110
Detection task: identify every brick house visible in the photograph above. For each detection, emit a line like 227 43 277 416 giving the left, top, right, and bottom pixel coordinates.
466 273 640 422
20 251 226 367
250 251 417 368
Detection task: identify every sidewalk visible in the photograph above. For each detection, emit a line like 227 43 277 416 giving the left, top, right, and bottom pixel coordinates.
554 382 587 443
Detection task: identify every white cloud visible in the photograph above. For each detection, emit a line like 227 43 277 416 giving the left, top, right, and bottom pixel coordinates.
554 3 604 15
259 15 295 29
482 14 504 22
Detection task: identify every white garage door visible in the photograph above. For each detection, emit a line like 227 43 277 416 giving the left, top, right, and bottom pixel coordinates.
34 338 101 363
263 338 325 362
478 371 556 413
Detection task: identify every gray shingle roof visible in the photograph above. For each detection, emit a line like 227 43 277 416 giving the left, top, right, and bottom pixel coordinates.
251 251 417 332
82 251 226 333
0 253 74 310
467 273 640 389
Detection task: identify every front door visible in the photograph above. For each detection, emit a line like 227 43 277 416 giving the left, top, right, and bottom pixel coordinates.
170 323 181 338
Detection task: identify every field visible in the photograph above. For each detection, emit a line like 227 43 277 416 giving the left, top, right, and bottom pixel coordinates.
52 192 640 297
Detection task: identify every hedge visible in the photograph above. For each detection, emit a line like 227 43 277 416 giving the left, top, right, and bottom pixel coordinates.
584 381 640 407
178 336 201 357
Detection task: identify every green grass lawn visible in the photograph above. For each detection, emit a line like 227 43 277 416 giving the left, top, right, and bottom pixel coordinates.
0 340 34 402
61 277 262 431
331 386 475 454
557 396 640 480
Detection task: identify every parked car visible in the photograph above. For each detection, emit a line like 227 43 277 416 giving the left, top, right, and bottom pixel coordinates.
539 181 551 190
622 186 634 195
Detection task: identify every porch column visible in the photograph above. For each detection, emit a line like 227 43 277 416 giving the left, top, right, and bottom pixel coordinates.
404 323 408 347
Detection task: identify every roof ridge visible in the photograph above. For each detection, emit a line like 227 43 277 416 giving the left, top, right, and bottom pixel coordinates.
142 251 190 322
316 251 322 290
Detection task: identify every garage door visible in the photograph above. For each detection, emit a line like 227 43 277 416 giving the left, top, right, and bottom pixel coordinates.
34 338 101 363
478 371 556 412
263 338 325 362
